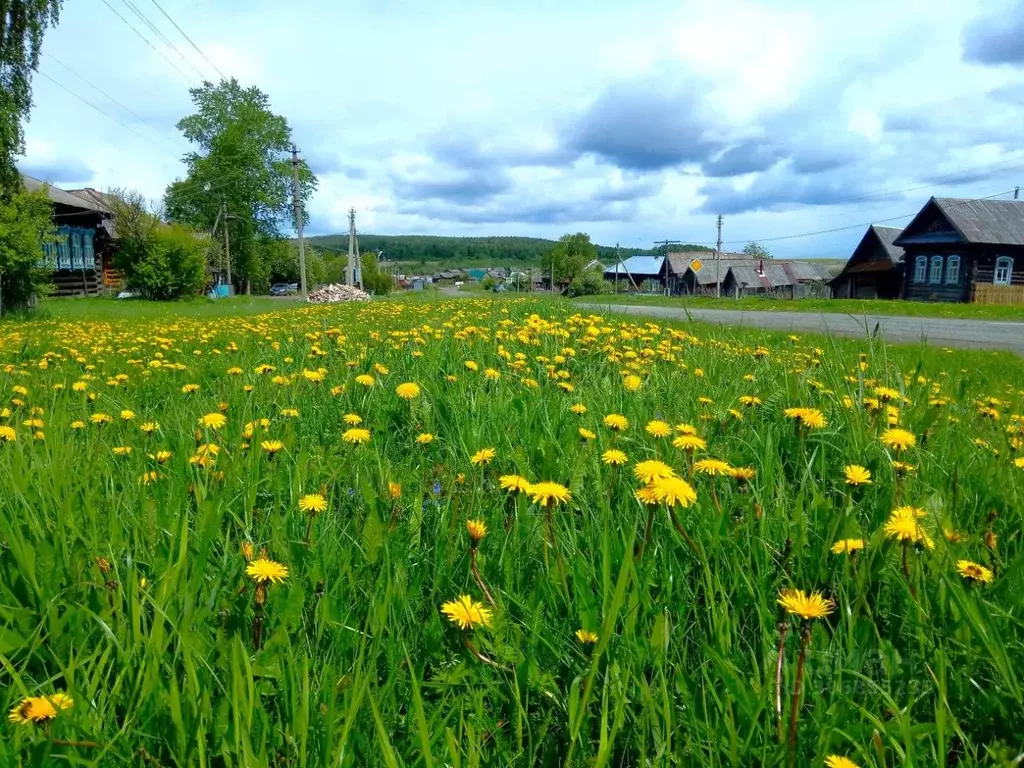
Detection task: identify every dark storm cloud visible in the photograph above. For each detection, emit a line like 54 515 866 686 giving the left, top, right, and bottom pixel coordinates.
17 158 93 184
391 171 512 205
561 82 719 170
962 1 1024 65
701 142 785 178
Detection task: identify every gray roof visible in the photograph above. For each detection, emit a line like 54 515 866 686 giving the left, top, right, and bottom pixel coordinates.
666 250 744 275
781 261 832 281
692 258 759 284
604 254 665 276
727 263 792 288
22 174 111 213
897 197 1024 246
871 225 905 262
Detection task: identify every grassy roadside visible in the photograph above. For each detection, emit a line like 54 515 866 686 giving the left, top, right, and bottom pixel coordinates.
573 293 1024 321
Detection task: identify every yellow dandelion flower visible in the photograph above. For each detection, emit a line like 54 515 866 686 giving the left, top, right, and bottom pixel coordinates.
342 428 371 444
693 458 733 476
8 693 73 725
246 558 289 584
181 383 199 394
601 449 628 466
603 413 629 431
645 420 671 438
635 484 660 505
199 412 227 430
261 439 284 455
824 757 860 768
466 519 487 543
777 589 835 620
470 447 496 465
416 432 435 444
441 594 492 630
355 374 375 387
578 427 596 441
956 559 993 584
396 382 421 399
880 428 916 451
120 409 135 420
831 539 865 555
299 493 328 514
623 374 642 392
526 481 572 507
0 426 15 442
650 475 697 507
672 433 706 452
576 629 598 644
633 459 676 484
843 465 872 486
499 474 531 492
570 403 587 415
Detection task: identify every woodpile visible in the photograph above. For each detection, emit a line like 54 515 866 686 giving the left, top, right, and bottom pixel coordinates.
306 284 371 303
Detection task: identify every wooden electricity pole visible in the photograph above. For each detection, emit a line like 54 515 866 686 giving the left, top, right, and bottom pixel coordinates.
715 214 723 298
346 208 358 287
222 201 231 290
291 144 308 298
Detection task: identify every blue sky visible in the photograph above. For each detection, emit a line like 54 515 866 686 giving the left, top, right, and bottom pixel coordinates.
17 0 1024 258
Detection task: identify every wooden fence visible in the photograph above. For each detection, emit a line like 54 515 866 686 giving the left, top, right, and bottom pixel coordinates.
972 283 1024 305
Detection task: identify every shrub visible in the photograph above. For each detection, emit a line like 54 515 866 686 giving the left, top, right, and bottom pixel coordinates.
0 187 54 312
567 267 607 297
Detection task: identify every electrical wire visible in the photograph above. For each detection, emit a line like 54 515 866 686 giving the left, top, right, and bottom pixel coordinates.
148 0 227 81
120 0 209 82
100 0 197 85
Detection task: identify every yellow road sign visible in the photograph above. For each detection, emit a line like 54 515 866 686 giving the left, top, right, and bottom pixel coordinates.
690 258 704 272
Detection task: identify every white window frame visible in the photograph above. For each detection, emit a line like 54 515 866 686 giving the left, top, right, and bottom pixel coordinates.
994 256 1013 286
929 255 943 284
913 255 927 283
945 254 961 285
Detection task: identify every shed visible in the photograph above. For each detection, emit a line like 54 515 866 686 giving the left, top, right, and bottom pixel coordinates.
830 225 905 299
603 255 666 291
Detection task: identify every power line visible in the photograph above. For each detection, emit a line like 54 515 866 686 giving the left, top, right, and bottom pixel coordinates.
41 52 186 155
100 0 197 85
148 0 227 81
120 0 209 82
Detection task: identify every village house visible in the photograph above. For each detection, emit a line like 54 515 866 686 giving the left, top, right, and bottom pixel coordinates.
603 255 666 292
721 261 832 299
830 225 905 300
23 174 119 296
895 197 1024 304
666 251 746 296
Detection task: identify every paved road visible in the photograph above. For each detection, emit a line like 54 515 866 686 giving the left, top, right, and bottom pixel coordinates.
576 303 1024 355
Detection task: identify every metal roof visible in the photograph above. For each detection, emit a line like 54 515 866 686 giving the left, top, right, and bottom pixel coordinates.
604 255 665 276
728 263 792 288
871 225 905 263
895 197 1024 246
692 259 759 284
21 174 111 213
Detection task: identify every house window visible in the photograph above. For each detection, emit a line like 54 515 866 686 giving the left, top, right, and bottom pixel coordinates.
994 256 1013 286
929 255 943 284
913 255 927 283
70 230 83 270
83 230 95 269
56 228 71 270
945 255 960 284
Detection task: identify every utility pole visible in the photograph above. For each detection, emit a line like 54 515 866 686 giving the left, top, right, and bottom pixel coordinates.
346 208 357 287
1015 186 1020 200
222 201 231 291
715 214 723 298
290 144 308 298
614 242 620 294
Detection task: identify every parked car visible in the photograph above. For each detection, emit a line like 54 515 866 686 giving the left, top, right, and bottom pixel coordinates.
270 283 299 296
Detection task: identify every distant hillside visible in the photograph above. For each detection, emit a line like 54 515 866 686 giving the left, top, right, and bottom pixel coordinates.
304 234 701 268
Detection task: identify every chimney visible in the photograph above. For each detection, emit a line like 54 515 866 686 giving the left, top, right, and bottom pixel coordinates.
757 259 764 276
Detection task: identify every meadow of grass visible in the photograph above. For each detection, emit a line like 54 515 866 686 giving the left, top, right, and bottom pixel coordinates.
1 297 1023 766
577 293 1024 322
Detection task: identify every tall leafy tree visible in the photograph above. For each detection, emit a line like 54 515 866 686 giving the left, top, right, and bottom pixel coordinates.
542 232 597 287
164 78 316 293
743 241 772 260
1 0 63 194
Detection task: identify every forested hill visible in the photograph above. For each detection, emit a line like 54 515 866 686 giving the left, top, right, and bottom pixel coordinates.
305 234 706 267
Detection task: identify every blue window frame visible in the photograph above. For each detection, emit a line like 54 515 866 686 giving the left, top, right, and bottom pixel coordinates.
913 255 927 283
70 229 83 270
929 255 943 284
945 255 960 284
995 256 1013 286
56 227 71 270
83 229 95 269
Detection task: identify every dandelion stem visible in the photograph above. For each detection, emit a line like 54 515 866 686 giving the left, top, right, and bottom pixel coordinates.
52 739 101 749
464 636 507 670
787 624 811 764
304 516 314 546
471 548 496 607
668 507 701 560
775 621 789 743
901 541 917 598
545 505 569 596
637 504 657 558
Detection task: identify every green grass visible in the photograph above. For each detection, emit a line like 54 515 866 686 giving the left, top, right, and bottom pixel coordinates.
1 296 1022 766
575 293 1024 321
7 295 305 323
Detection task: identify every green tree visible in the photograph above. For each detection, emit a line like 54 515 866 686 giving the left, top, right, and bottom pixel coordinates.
360 250 392 295
163 79 316 293
265 240 325 286
743 241 772 260
1 1 62 193
542 232 597 288
109 189 209 300
567 266 608 297
0 185 53 311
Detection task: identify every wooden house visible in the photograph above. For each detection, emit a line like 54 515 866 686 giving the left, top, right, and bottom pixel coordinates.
603 255 666 292
721 261 832 299
22 175 119 296
895 197 1024 304
830 225 905 299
